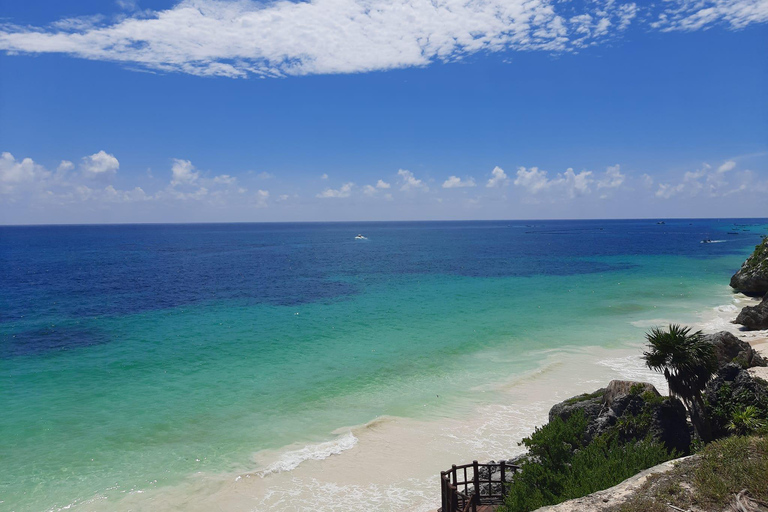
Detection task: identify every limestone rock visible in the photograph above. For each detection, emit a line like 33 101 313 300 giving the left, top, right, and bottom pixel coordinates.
549 380 690 454
548 389 605 424
734 294 768 331
702 331 767 369
603 380 658 407
730 237 768 296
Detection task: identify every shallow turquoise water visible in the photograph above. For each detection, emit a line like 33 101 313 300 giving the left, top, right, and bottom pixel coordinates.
1 220 765 511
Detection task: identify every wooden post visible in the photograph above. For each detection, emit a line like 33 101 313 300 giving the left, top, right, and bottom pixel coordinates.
500 460 506 500
472 460 479 512
441 472 447 512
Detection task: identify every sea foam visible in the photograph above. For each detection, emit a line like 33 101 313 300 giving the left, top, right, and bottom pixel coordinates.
256 432 358 477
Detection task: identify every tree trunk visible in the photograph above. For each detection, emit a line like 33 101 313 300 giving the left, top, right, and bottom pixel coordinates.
689 395 713 443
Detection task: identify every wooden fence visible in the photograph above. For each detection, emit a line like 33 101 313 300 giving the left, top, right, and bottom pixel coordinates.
440 460 520 512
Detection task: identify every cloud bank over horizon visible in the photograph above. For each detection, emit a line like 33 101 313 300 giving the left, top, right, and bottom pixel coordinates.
2 149 766 223
1 0 766 78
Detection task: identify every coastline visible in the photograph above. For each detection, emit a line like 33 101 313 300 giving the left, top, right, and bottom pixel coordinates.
82 289 768 512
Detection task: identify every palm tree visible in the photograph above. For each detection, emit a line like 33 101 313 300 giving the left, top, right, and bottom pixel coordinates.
643 324 717 442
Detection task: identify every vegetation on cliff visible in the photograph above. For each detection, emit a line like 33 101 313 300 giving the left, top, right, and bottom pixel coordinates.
730 235 768 296
611 435 768 512
500 396 679 511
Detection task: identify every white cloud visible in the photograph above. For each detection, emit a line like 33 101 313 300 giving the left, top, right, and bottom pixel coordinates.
81 150 119 177
362 184 377 196
170 158 199 185
443 176 476 188
116 0 138 11
213 174 236 184
103 185 150 202
652 0 768 31
654 159 752 199
0 0 648 78
655 182 686 199
486 166 509 188
0 152 50 193
642 173 654 188
718 160 736 173
321 173 329 180
398 169 428 192
513 166 594 197
256 171 274 180
253 189 269 207
597 164 625 189
376 179 391 189
58 160 75 172
317 182 354 198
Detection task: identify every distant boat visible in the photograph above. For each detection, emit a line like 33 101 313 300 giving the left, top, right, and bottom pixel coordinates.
656 221 666 225
727 232 739 235
701 238 713 244
354 234 367 240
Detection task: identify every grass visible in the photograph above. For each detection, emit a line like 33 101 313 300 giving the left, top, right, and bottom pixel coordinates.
612 435 768 512
562 389 603 405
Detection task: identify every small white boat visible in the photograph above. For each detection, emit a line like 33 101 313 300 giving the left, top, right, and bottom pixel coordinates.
354 234 367 240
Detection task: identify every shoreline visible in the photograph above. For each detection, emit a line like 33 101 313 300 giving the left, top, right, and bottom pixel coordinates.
61 290 768 512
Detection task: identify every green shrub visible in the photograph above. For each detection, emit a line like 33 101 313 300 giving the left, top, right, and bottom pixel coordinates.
501 411 675 512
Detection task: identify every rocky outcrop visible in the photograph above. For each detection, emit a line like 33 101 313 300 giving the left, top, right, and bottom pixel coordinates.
734 294 768 331
548 380 690 454
704 363 768 440
702 331 767 369
548 389 605 424
730 237 768 296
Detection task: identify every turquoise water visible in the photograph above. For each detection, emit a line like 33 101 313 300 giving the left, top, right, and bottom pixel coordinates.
1 220 765 511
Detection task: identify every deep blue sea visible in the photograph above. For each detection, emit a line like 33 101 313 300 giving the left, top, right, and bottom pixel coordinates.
1 219 766 511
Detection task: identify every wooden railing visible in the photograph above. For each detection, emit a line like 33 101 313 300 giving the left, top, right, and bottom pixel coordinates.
440 460 520 512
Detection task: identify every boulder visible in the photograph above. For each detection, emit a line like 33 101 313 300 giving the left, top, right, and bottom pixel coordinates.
730 237 768 296
734 294 768 331
548 389 605 424
603 380 658 407
701 331 766 369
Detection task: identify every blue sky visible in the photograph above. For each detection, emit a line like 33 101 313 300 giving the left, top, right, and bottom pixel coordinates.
1 0 767 224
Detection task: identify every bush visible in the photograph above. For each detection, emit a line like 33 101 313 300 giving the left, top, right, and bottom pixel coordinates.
501 411 675 512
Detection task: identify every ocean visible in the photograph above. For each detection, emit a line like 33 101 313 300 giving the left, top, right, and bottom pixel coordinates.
1 219 766 512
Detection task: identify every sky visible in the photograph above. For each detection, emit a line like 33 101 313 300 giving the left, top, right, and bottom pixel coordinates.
0 0 767 224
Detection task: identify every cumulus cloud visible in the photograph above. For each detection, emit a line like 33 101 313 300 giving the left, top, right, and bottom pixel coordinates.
486 166 509 188
58 160 75 172
317 182 354 198
0 152 50 193
597 164 625 189
398 169 428 192
321 173 329 180
443 176 476 188
170 158 199 185
513 166 594 197
376 179 391 189
0 0 648 78
81 150 119 177
654 159 759 199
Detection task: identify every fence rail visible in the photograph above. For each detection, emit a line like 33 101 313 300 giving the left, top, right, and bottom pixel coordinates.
440 460 520 512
